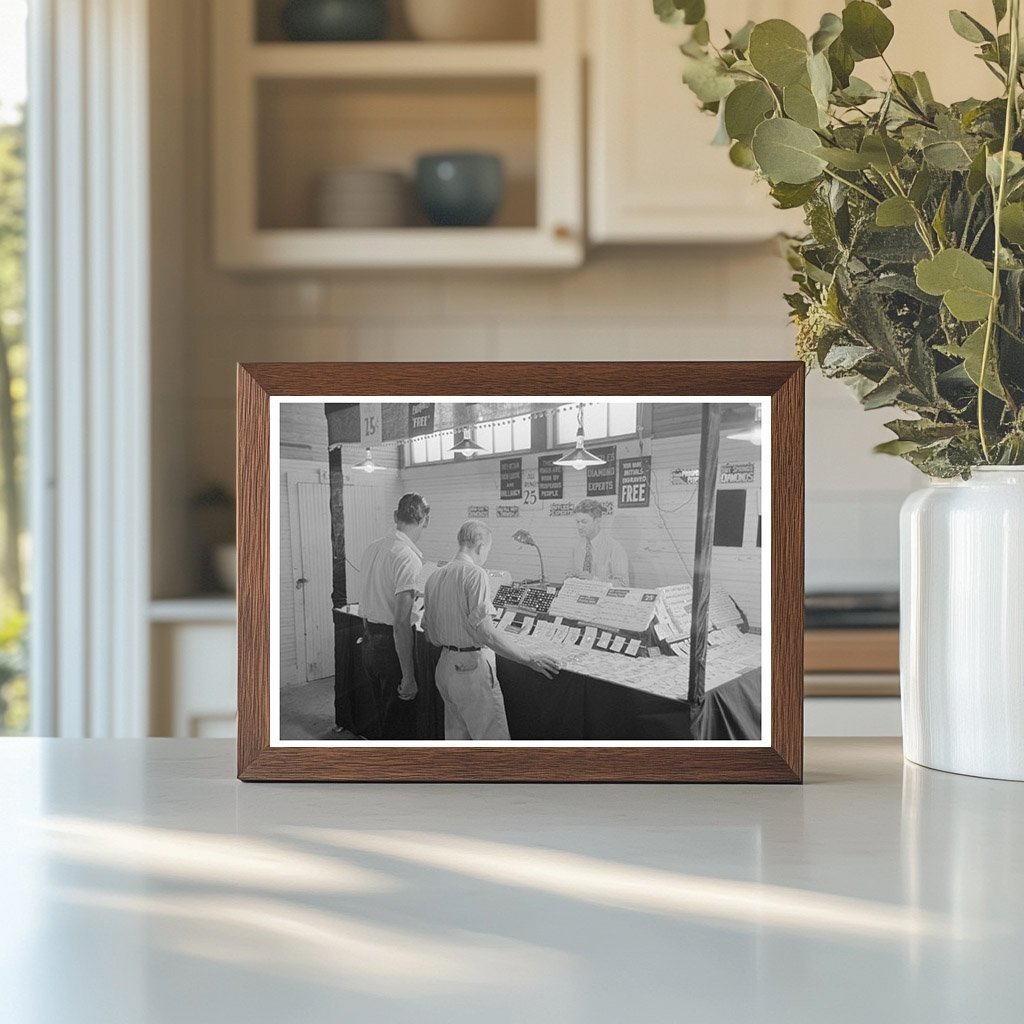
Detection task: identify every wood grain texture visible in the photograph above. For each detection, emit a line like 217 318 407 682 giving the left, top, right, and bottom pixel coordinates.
236 361 805 783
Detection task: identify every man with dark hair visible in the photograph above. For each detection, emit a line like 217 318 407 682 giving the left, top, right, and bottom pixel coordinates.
358 492 430 738
424 520 560 740
566 499 629 586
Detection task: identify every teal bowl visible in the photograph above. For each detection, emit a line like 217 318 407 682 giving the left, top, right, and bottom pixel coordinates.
415 153 505 228
281 0 388 42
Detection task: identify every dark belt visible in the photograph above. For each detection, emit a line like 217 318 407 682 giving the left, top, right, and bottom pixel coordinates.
363 620 394 633
442 645 481 653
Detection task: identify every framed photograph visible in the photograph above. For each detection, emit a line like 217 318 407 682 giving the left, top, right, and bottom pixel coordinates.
237 362 803 782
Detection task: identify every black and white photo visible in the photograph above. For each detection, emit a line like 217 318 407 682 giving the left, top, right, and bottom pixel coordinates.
271 396 770 746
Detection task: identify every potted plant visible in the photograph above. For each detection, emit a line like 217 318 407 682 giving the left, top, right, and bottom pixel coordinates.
659 0 1024 779
192 484 236 595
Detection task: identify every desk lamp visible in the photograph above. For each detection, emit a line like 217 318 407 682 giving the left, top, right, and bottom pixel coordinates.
513 529 546 583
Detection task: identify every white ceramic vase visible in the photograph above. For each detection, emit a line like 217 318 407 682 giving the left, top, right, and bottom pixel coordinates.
900 467 1024 780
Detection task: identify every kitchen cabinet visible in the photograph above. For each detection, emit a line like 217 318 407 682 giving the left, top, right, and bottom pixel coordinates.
150 600 237 737
587 0 812 243
211 0 583 269
587 0 999 244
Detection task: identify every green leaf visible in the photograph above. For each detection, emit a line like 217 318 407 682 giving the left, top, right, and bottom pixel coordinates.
751 118 828 184
923 140 973 171
691 19 710 45
827 36 856 89
948 10 994 44
967 144 991 194
724 20 755 53
915 250 994 322
808 51 833 109
939 326 1006 397
784 80 824 129
837 76 879 104
993 0 1008 24
884 418 963 443
770 180 820 209
729 140 757 169
909 164 933 205
876 197 918 228
913 71 935 104
814 146 872 170
1000 203 1024 244
653 0 705 26
842 1 895 59
875 439 922 455
862 374 903 409
932 190 950 247
860 133 904 173
682 57 736 104
810 12 843 54
986 150 1024 191
723 81 775 144
748 20 809 86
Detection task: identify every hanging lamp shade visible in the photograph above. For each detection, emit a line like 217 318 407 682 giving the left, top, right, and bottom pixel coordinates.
553 404 606 471
353 447 377 473
727 404 762 447
449 433 487 457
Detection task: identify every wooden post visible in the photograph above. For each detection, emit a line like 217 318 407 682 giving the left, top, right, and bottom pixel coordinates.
324 403 361 607
688 403 722 710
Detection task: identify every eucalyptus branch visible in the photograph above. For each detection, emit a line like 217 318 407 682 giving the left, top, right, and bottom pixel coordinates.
979 0 1021 461
822 167 881 205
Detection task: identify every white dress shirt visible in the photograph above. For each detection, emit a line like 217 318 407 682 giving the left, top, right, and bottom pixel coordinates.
566 530 630 586
358 530 423 625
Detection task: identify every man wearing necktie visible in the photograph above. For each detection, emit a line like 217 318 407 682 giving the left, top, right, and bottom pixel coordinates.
565 499 630 587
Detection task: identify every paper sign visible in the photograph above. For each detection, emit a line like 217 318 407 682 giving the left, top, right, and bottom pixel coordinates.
500 457 523 500
618 456 652 508
409 403 434 437
586 446 617 497
538 455 564 500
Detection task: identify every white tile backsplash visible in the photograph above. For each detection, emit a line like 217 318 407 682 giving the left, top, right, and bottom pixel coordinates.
182 254 915 594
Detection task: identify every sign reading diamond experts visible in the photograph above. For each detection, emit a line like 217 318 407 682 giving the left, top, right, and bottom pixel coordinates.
586 446 617 497
618 456 651 508
720 461 755 484
409 403 434 437
497 505 520 518
499 457 523 500
467 505 490 518
538 455 564 500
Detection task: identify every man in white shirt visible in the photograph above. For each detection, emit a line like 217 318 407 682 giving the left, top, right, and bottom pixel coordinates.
423 520 561 740
565 499 630 586
358 492 430 739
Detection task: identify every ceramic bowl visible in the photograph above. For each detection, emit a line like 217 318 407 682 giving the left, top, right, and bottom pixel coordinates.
281 0 388 42
403 0 534 42
415 152 504 228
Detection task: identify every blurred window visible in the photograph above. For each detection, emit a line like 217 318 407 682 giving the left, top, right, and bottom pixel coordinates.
0 0 28 734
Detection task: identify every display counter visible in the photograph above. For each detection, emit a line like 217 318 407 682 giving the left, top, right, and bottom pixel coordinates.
333 605 761 741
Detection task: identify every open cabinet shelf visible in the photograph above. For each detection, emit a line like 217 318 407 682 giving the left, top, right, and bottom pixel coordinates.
212 0 583 269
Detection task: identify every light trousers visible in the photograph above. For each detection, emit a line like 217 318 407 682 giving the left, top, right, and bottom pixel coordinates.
434 648 510 741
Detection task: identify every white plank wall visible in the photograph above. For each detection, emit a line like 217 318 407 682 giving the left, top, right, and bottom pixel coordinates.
343 430 763 627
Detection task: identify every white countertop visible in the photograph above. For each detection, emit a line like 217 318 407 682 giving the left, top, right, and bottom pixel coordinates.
1 738 1020 1023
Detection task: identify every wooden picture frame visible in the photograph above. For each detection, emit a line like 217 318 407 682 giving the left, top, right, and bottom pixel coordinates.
237 362 804 782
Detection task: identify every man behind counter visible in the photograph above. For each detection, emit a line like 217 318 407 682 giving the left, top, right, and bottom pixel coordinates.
565 499 630 587
424 520 561 740
358 492 429 739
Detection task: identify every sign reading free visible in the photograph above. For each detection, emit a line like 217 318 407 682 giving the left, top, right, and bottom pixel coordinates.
618 456 651 508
